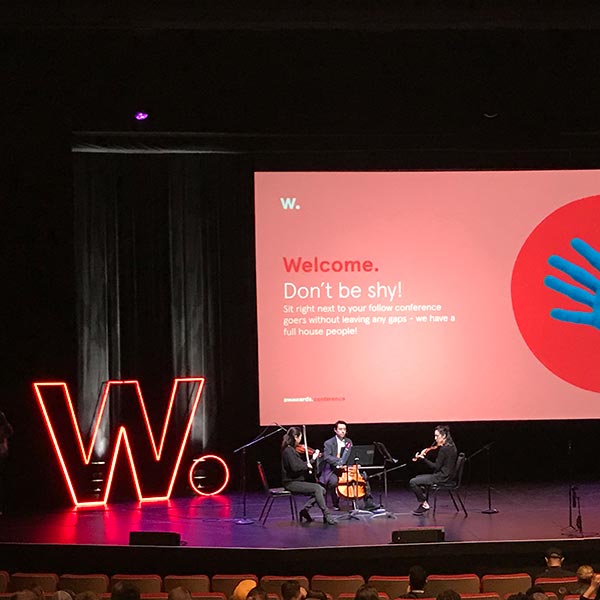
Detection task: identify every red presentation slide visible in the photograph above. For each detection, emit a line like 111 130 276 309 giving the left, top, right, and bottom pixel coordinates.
254 171 600 425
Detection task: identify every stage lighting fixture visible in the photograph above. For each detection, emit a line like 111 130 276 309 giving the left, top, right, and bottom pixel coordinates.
134 111 148 121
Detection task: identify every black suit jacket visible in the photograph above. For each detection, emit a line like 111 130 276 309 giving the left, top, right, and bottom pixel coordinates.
319 435 352 485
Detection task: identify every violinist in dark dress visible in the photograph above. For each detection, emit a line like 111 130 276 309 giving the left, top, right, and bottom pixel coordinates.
409 424 457 515
281 426 336 525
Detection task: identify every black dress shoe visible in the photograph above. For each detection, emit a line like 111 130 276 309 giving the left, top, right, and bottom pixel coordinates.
299 508 313 522
323 512 337 525
412 504 430 516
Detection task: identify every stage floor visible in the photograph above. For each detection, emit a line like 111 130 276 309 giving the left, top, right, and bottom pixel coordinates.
2 482 600 549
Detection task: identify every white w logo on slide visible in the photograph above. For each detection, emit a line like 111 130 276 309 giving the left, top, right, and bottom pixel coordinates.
280 197 297 209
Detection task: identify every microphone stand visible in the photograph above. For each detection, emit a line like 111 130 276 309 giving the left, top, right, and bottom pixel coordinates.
233 424 286 525
467 442 498 514
574 487 583 536
562 441 583 537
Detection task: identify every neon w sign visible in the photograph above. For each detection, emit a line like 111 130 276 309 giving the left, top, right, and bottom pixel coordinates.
33 377 229 507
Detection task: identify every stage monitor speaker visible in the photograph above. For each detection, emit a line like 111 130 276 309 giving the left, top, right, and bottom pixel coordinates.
129 531 181 546
391 527 445 544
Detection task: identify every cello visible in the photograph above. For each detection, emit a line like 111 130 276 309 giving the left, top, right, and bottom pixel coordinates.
336 464 367 499
335 441 367 499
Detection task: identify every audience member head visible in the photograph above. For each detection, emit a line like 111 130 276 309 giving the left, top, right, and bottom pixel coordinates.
525 586 545 598
246 588 268 600
232 581 258 600
111 582 140 600
168 588 192 600
74 592 100 600
11 592 41 600
545 547 565 568
354 585 379 600
436 591 461 600
506 594 527 600
525 587 548 600
577 565 594 585
408 566 428 592
29 588 45 600
305 591 327 600
281 581 303 600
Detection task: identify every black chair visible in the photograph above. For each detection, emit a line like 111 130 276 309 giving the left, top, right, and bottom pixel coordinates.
257 461 299 525
430 452 468 516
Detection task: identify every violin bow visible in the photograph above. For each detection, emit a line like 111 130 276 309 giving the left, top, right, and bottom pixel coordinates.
302 424 312 470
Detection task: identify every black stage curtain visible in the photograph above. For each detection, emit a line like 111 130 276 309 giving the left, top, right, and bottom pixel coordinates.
73 152 256 459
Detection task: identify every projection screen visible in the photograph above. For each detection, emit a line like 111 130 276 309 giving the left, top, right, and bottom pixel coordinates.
254 170 600 425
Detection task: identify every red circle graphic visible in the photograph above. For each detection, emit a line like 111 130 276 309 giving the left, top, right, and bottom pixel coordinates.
511 194 600 392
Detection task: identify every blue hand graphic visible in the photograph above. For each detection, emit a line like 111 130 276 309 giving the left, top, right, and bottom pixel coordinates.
544 238 600 329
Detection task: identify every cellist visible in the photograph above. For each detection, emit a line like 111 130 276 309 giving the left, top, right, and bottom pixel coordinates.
319 420 378 511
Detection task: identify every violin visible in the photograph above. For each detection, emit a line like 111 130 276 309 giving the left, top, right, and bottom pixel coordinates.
336 464 367 499
296 444 318 457
412 443 439 462
301 425 320 480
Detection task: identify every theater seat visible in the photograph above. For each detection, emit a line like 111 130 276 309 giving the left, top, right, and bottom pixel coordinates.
0 573 8 594
59 574 110 594
339 593 389 600
481 574 532 597
259 576 310 599
310 576 365 600
461 593 501 600
534 578 579 600
211 575 258 599
111 575 162 594
367 576 409 600
9 573 59 593
164 576 211 594
425 575 480 596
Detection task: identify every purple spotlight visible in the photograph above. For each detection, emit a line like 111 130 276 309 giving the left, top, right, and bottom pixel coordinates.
134 111 148 121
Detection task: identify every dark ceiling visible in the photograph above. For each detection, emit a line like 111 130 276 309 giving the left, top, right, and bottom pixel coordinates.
5 2 600 31
3 3 600 143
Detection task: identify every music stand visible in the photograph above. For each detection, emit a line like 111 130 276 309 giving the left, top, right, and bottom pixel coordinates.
348 444 375 466
233 424 285 524
369 441 403 517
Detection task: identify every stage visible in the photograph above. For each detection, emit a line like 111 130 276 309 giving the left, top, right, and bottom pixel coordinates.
2 482 600 577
